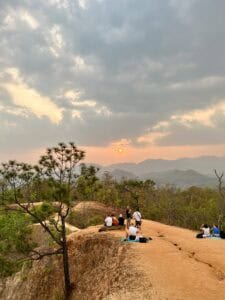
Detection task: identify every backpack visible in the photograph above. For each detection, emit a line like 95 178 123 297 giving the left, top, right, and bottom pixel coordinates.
139 237 148 243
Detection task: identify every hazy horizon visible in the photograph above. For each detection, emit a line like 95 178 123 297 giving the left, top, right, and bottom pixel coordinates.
1 0 225 165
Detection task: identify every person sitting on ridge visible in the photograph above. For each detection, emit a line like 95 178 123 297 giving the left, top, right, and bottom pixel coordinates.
104 214 112 227
200 224 211 237
212 224 220 237
124 222 151 243
111 214 119 226
196 224 211 238
126 222 139 240
118 213 125 226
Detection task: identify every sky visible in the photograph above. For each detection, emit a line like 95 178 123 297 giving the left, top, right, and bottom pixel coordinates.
0 0 225 165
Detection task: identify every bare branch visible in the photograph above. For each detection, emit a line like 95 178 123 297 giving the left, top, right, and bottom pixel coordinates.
19 248 63 262
15 201 62 246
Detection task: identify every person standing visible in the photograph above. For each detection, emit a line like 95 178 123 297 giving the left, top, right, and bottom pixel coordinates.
125 206 132 229
133 208 142 228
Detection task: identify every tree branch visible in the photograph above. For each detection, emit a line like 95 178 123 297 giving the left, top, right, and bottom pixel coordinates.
15 201 62 246
19 248 63 262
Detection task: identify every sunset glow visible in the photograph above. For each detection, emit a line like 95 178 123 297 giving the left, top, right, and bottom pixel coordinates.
0 0 225 165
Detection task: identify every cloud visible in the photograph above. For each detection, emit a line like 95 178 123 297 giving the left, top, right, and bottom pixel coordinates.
167 76 225 91
0 0 225 161
3 81 63 123
78 0 88 10
137 131 171 146
1 68 63 124
2 9 39 31
171 101 225 128
20 11 39 29
142 100 225 146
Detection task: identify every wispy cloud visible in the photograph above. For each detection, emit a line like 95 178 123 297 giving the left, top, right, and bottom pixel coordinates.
2 68 63 124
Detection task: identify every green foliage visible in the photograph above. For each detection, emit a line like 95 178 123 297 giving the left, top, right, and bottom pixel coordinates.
0 141 86 300
95 172 120 207
37 142 85 205
88 215 104 226
0 212 34 278
67 210 103 229
79 174 221 230
0 212 33 255
31 202 56 223
76 164 101 201
0 256 21 277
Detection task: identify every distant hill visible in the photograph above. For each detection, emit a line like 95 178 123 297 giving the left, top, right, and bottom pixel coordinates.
97 168 216 188
98 168 137 181
95 156 225 188
141 169 217 188
101 156 225 176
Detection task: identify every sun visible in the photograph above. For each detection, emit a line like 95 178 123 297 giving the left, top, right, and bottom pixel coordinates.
118 148 124 153
114 146 125 154
111 139 131 154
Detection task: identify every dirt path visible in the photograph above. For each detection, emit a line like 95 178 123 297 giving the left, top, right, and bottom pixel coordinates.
110 220 225 300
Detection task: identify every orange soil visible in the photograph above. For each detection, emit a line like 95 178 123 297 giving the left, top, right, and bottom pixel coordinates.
109 220 225 300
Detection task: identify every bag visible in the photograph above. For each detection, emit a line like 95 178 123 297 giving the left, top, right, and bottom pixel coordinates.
196 233 203 239
220 230 225 239
139 237 148 243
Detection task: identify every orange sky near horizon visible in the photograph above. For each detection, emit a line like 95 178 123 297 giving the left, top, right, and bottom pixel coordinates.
2 144 224 166
83 144 225 165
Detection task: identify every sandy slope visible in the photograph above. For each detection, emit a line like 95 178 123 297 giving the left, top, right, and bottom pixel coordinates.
1 219 225 300
109 220 225 300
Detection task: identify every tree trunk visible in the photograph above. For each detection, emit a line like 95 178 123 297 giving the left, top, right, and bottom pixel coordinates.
61 216 71 299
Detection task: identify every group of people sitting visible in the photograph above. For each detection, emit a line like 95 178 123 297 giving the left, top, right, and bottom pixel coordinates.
104 213 125 227
196 224 225 239
104 207 142 229
104 207 149 242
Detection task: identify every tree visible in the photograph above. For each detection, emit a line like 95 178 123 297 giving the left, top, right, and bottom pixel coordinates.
0 142 85 299
119 179 156 211
214 170 225 229
76 164 100 200
0 211 33 277
97 172 119 207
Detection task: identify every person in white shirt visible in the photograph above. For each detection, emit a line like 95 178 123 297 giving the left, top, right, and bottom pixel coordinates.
133 209 142 228
200 224 210 237
126 222 139 240
105 215 112 227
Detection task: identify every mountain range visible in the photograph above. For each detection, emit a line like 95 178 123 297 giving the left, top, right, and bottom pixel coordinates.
96 156 225 188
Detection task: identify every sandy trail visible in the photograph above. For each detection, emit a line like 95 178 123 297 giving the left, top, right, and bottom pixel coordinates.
110 220 225 300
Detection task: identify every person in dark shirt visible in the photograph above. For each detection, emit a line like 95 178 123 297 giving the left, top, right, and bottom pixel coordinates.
118 214 125 226
125 206 132 228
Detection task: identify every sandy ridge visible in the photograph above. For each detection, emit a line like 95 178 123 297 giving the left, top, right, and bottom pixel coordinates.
108 220 225 300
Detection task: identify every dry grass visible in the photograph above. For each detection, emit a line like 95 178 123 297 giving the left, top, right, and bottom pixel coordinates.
0 231 152 300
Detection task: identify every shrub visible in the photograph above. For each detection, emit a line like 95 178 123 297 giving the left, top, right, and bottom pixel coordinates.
88 215 103 226
0 256 21 277
0 212 33 254
67 210 103 229
31 202 56 223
